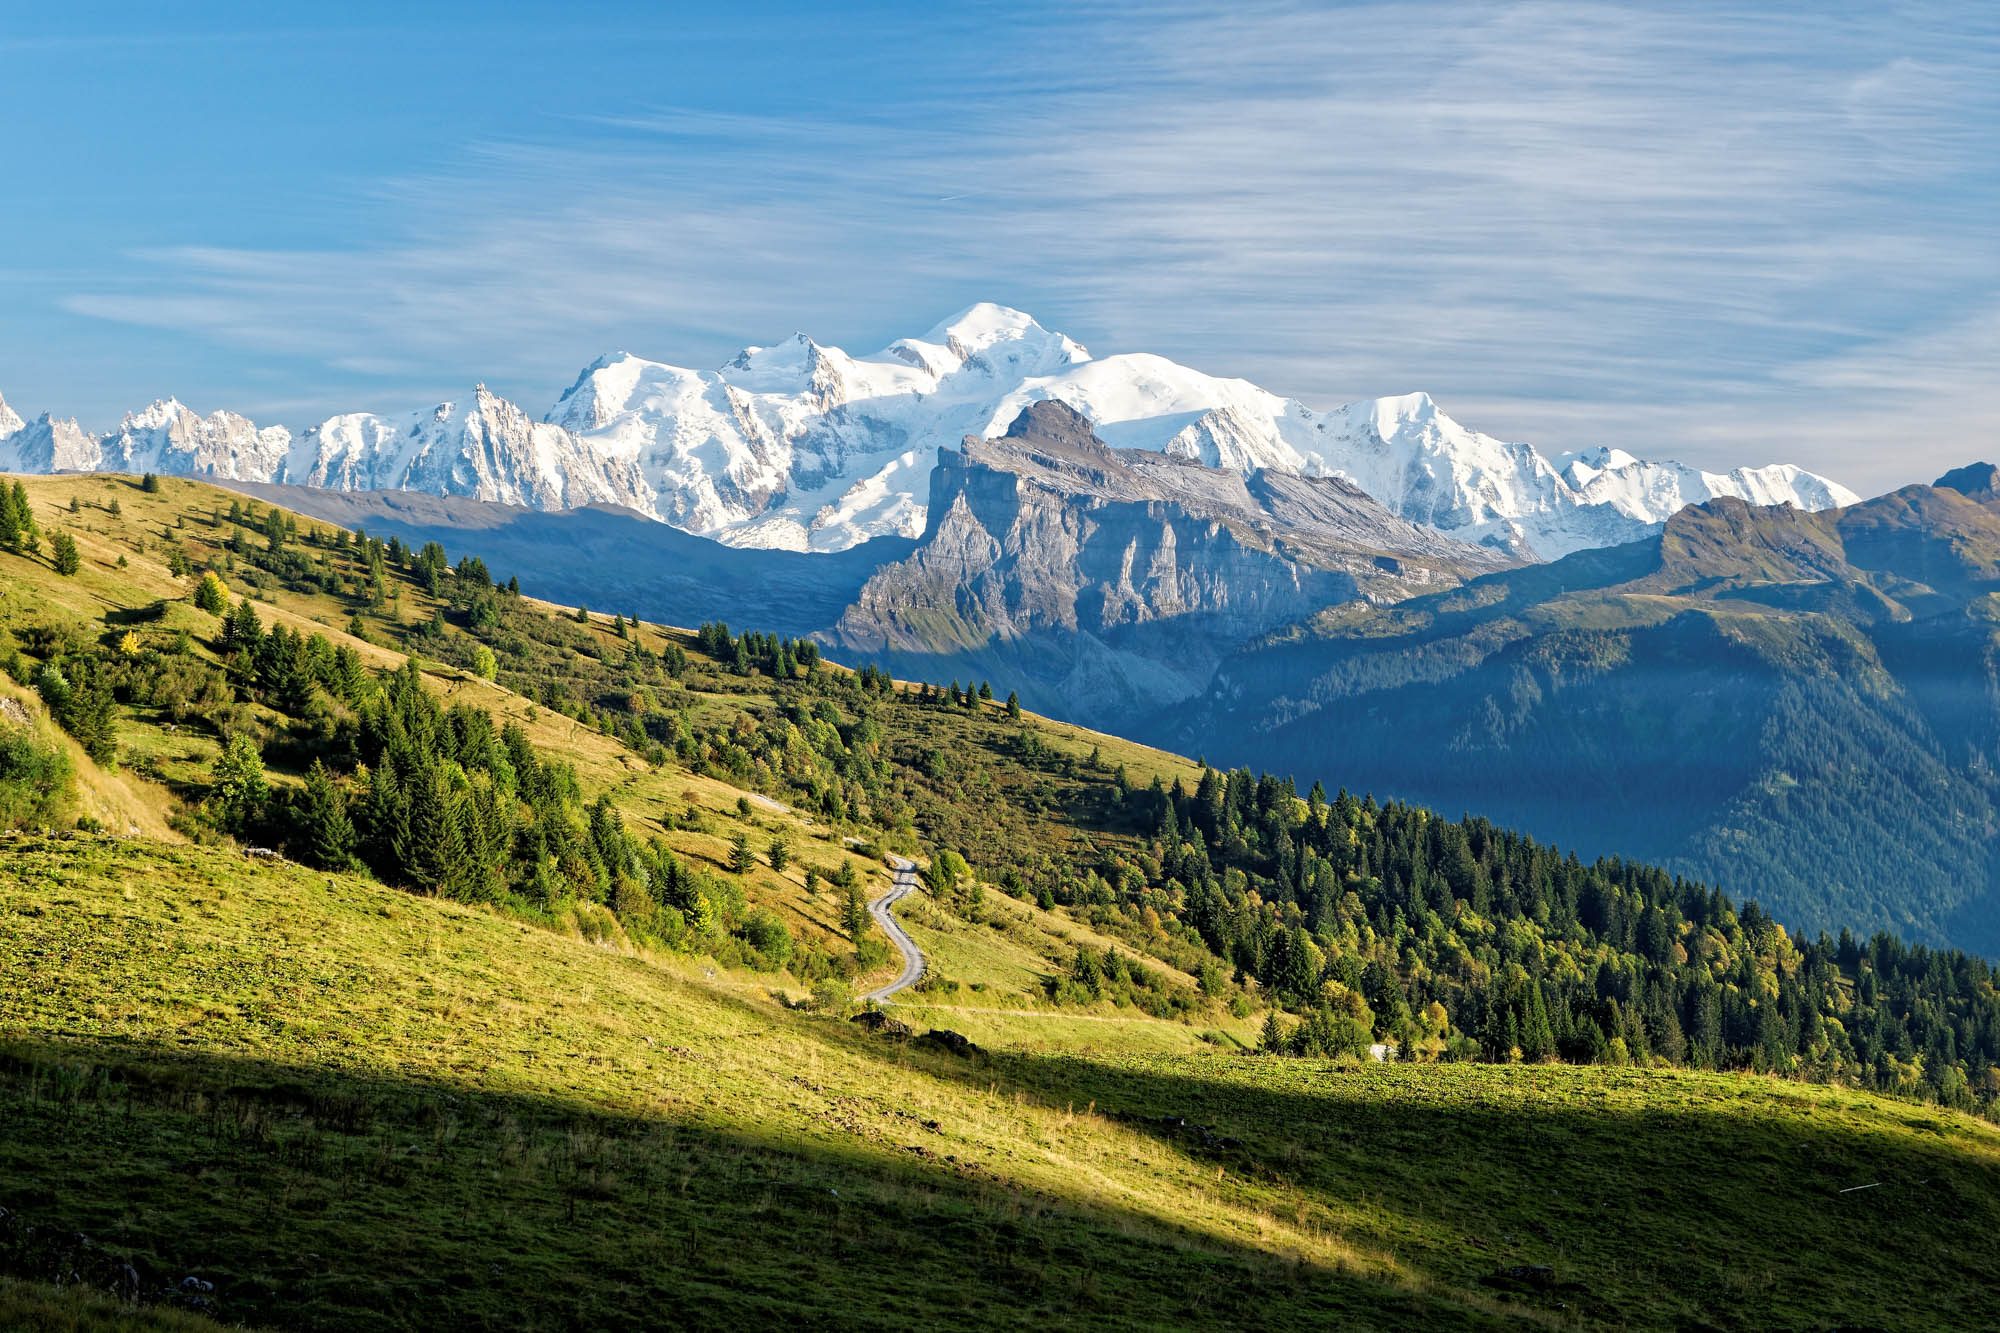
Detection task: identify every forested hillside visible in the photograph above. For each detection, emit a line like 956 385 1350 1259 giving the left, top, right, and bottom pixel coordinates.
5 471 2000 1328
1177 480 2000 956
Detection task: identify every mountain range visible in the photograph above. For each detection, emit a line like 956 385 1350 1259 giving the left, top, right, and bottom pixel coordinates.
1176 467 2000 954
0 303 1855 560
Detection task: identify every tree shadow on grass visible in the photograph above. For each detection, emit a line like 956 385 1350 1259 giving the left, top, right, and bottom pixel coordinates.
889 1041 2000 1332
0 1038 1489 1333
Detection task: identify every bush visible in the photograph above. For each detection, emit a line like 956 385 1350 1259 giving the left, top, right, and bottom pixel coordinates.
0 723 74 828
741 908 793 968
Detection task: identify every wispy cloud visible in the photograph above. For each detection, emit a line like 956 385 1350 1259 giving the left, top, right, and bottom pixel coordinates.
59 1 2000 492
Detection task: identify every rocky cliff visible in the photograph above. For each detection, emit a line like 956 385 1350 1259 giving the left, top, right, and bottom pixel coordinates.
832 401 1509 719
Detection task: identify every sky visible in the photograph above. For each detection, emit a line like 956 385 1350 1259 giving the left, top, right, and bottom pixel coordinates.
0 0 1995 495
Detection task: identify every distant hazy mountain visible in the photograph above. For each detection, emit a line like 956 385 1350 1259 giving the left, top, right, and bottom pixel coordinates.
0 305 1855 558
1174 468 2000 954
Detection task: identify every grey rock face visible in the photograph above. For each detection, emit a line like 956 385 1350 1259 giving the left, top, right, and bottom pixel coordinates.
833 402 1509 720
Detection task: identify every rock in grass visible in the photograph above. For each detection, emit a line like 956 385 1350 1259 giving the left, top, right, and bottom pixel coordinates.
849 1010 913 1040
914 1028 982 1058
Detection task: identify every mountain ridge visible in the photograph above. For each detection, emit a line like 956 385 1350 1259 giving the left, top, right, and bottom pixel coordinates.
0 303 1857 559
1173 471 2000 953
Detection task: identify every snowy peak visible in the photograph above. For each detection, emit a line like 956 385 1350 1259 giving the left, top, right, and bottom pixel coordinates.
97 396 292 481
1365 390 1441 437
920 302 1089 368
0 409 96 474
0 305 1859 565
295 383 651 515
0 392 23 440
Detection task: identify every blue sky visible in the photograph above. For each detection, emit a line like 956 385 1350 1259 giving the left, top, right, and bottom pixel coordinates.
1 0 1995 493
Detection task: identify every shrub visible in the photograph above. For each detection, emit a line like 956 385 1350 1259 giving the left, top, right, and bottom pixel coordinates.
0 722 74 828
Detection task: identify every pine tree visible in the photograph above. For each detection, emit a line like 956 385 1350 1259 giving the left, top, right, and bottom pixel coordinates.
841 883 870 939
298 762 356 869
6 482 36 554
1259 1010 1288 1054
51 531 80 576
140 472 161 493
729 832 755 875
768 837 790 873
1006 690 1021 720
193 571 229 615
405 766 459 894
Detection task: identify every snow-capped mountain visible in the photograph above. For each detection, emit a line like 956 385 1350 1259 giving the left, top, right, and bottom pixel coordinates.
0 303 1859 560
0 400 109 476
96 399 295 481
288 385 649 514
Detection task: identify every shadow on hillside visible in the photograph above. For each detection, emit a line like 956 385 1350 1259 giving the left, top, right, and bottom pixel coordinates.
865 1038 2000 1332
0 1037 1471 1333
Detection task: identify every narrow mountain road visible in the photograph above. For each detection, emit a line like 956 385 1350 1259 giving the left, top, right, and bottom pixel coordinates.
860 856 924 1004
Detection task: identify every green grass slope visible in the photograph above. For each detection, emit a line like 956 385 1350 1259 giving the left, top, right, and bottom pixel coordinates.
6 473 2000 1328
4 836 1999 1330
0 471 1231 1038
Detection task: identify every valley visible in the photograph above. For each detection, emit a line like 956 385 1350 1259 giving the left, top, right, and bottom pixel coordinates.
2 470 1998 1330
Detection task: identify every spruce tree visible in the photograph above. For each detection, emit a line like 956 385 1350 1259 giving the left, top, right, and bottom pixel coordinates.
298 762 356 869
193 571 229 615
841 883 870 939
51 531 80 576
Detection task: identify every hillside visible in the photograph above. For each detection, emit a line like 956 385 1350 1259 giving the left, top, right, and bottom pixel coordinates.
4 470 2000 1327
1179 479 2000 955
5 835 2000 1330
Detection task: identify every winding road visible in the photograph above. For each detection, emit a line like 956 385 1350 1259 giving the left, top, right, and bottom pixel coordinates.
860 856 925 1004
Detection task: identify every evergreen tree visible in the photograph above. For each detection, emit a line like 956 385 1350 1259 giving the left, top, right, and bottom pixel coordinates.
768 837 790 873
841 883 870 939
729 832 755 875
193 571 229 615
51 531 80 576
297 762 356 869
